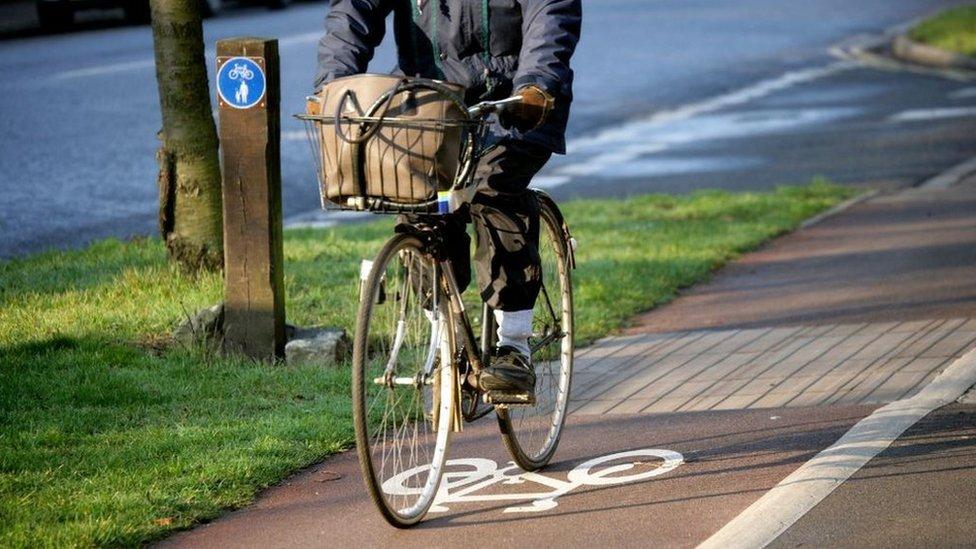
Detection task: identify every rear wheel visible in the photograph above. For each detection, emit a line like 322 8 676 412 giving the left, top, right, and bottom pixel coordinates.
352 234 456 527
496 194 574 470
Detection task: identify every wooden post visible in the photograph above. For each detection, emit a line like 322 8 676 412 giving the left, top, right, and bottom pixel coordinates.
215 37 285 361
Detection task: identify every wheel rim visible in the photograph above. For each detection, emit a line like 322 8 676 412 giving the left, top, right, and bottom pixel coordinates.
355 241 454 523
501 205 573 465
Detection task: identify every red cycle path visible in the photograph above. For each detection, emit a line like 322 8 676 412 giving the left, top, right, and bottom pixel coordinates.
159 405 871 548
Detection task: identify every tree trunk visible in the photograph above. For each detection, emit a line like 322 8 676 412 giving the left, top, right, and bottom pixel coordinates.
150 0 223 272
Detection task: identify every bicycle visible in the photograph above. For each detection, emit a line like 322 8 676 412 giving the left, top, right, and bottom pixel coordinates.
300 86 576 527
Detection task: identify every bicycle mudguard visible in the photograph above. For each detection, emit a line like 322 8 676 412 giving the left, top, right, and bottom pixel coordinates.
533 189 577 270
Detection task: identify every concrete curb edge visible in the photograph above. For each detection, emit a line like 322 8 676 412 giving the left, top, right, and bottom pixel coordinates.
798 189 879 230
891 34 976 72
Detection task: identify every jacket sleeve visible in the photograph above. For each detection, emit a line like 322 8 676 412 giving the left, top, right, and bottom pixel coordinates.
512 0 581 98
314 0 392 89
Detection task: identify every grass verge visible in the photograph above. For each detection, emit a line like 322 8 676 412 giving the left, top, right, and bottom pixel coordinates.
909 4 976 58
0 182 856 546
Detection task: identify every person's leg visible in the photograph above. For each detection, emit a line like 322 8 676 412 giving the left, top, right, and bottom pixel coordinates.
470 139 552 394
394 212 470 310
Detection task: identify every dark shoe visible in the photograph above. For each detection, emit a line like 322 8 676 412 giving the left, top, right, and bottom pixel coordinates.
481 346 536 397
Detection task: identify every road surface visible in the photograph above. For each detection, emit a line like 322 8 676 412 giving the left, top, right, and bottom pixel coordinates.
2 0 975 257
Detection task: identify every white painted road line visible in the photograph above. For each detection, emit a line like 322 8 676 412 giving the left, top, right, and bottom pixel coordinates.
949 87 976 100
284 209 372 229
55 58 157 79
566 62 853 156
53 31 321 81
532 63 855 188
888 106 976 123
282 130 308 142
698 345 976 549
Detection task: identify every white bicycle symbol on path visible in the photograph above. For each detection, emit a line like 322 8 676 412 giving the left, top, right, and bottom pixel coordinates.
383 448 684 514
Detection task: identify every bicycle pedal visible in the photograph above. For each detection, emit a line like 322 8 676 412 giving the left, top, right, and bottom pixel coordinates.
484 391 536 406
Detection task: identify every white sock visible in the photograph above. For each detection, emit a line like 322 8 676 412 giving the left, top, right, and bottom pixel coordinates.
494 309 533 357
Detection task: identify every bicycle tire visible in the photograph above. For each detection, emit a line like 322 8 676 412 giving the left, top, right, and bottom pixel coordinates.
496 194 574 470
352 233 456 527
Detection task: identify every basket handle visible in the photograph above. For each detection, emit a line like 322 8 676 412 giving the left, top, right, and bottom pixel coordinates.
333 79 410 145
332 79 470 145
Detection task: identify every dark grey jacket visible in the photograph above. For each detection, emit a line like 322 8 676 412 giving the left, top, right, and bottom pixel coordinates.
314 0 582 154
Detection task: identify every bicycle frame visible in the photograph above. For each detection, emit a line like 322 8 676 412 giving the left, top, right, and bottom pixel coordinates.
438 258 492 387
419 198 572 409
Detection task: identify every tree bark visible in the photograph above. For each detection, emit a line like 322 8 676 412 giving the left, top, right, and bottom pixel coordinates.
150 0 223 272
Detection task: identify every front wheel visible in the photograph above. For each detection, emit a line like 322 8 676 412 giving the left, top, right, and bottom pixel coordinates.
497 193 574 471
352 234 456 527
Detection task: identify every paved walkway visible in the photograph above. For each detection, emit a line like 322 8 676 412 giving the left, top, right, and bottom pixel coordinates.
628 180 976 332
572 318 976 416
566 176 976 419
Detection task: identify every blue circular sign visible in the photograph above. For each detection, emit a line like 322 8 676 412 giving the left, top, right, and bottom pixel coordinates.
217 57 266 109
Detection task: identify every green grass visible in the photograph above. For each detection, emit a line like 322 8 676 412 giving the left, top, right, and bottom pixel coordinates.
0 182 855 546
910 4 976 58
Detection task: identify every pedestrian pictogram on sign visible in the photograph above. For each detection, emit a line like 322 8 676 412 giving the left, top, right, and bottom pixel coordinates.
216 56 266 109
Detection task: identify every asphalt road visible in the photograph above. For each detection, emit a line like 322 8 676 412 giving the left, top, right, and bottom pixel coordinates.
0 0 972 258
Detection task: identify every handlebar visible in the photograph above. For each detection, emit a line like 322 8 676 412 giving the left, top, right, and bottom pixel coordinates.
466 95 523 118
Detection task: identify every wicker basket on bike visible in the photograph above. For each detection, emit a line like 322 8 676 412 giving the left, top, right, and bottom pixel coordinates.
299 74 481 214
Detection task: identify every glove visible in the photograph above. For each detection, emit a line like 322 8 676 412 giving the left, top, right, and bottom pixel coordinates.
498 85 555 132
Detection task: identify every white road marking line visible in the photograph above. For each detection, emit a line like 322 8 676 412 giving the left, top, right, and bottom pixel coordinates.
566 62 853 156
55 58 157 79
949 87 976 99
698 345 976 549
52 31 322 80
888 107 976 123
532 175 572 189
284 209 372 229
919 155 976 190
534 62 853 188
277 31 321 47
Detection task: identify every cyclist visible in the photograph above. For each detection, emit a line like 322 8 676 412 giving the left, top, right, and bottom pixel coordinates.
315 0 581 399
